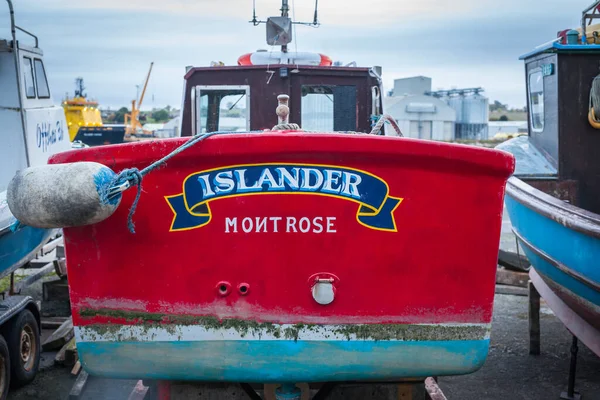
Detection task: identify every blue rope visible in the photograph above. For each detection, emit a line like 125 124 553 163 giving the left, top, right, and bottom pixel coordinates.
112 168 143 233
108 131 249 234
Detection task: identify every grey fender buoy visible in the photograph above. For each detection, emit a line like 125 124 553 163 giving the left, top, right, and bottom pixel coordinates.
7 162 122 229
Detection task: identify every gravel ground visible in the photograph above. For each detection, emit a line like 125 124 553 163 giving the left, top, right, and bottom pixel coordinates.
441 294 600 400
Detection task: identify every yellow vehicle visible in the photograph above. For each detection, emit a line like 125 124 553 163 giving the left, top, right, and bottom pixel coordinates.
62 78 125 146
63 99 102 141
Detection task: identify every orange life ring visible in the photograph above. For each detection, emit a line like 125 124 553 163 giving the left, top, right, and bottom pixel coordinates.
237 51 332 66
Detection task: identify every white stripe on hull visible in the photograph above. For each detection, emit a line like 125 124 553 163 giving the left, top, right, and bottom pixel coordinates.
75 323 491 343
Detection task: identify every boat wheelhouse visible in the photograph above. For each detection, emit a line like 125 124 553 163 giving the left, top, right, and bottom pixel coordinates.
180 63 384 135
179 0 385 137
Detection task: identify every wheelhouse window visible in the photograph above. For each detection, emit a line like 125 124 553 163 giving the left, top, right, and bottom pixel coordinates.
529 69 544 132
34 59 50 98
22 57 35 98
196 86 250 133
301 85 356 132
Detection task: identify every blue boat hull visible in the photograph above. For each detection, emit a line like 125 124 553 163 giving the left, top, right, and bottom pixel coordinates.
0 224 53 280
505 177 600 330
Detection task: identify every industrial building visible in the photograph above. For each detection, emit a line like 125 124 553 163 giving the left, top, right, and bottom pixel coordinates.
385 77 490 141
384 77 456 140
384 95 456 140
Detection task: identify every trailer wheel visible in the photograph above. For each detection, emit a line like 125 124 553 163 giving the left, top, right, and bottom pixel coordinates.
0 336 10 400
6 310 39 388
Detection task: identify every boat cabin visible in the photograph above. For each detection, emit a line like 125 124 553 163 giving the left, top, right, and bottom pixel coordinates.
180 62 384 136
0 36 70 191
179 5 384 137
499 39 600 214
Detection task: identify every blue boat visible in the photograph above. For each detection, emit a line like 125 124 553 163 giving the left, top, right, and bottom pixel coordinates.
499 5 600 356
504 179 600 334
0 191 55 280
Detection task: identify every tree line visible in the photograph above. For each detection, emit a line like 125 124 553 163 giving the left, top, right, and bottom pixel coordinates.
104 106 176 124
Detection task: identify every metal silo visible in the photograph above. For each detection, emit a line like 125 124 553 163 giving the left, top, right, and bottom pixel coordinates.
446 96 464 123
463 94 489 124
462 93 489 140
426 87 489 140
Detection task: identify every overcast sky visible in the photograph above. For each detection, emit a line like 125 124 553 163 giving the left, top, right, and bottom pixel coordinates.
1 0 588 109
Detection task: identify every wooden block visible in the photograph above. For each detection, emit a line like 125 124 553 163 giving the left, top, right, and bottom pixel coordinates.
71 361 81 376
397 383 413 399
263 384 277 400
127 380 149 400
496 267 529 288
69 370 88 399
42 317 73 351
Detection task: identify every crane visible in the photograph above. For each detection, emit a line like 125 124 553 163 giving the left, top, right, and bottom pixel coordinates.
125 61 154 137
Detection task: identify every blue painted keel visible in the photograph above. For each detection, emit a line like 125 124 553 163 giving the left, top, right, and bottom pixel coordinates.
77 339 490 382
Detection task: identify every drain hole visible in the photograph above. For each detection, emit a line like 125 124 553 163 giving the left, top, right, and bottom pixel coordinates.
220 285 228 293
238 283 250 295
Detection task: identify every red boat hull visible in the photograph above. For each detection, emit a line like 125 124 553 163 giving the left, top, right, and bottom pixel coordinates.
50 132 514 381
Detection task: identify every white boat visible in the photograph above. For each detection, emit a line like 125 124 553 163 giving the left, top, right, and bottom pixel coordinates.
0 1 70 278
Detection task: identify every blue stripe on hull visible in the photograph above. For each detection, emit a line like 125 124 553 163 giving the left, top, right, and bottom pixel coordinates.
523 245 600 308
0 225 52 279
505 196 600 307
77 339 489 382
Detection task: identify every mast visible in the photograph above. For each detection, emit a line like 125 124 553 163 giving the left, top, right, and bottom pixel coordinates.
250 0 319 57
280 0 289 53
75 77 86 98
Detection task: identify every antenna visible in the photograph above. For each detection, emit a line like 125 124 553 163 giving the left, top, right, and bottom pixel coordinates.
254 0 321 54
74 77 86 98
250 0 260 26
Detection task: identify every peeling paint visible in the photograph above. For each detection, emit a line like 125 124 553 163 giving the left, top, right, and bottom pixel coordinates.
78 308 490 342
75 300 490 325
